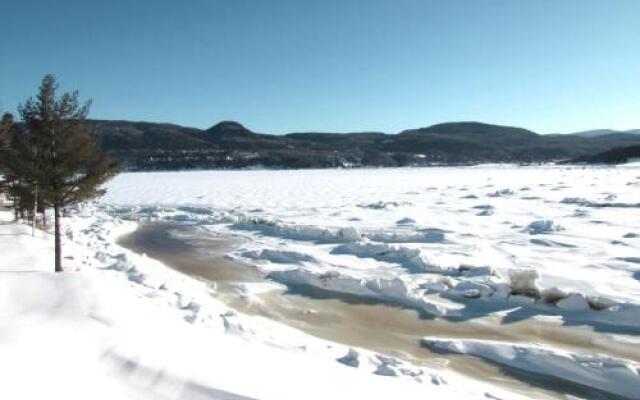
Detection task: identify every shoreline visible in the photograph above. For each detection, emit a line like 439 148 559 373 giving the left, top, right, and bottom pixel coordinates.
117 221 637 400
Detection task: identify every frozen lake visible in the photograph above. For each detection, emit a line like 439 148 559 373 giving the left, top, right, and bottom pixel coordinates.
102 166 640 307
100 165 640 399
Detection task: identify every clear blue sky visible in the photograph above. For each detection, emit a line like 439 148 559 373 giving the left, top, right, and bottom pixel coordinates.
1 0 639 134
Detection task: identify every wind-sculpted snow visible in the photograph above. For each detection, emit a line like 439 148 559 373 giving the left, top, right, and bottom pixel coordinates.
421 338 640 399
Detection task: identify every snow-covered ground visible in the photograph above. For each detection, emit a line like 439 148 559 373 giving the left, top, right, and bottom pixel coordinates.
3 165 640 399
0 209 515 400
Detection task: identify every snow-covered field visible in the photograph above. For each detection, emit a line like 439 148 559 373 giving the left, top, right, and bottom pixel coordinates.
3 165 640 399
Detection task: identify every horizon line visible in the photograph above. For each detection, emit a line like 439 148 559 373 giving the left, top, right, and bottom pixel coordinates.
80 117 640 136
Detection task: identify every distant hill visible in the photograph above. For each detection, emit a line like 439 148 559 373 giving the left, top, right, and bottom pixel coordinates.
568 129 640 138
566 145 640 164
204 121 256 137
83 120 640 170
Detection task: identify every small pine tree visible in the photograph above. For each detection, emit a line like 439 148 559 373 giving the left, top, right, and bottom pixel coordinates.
18 74 120 272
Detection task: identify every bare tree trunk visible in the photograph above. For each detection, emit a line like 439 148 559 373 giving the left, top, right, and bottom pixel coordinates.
12 194 18 220
11 181 18 221
54 204 63 272
32 183 37 236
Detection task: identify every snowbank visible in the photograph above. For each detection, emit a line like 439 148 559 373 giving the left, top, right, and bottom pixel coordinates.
232 218 362 243
332 242 445 273
421 338 640 399
267 268 459 317
365 228 446 243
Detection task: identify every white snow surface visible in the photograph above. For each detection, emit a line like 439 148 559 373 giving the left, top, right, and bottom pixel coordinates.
101 166 640 329
4 165 640 399
422 337 640 399
0 209 517 399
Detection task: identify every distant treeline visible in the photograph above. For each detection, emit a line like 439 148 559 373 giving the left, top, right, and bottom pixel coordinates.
566 145 640 164
83 120 640 171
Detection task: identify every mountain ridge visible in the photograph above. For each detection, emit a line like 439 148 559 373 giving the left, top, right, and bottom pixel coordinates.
82 119 640 170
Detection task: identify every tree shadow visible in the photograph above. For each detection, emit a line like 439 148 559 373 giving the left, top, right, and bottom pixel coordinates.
104 347 257 400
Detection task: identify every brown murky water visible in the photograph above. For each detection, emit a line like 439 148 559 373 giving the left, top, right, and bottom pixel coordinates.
118 223 637 400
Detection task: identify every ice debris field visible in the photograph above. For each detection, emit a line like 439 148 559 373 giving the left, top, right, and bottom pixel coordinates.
3 165 640 399
104 166 640 327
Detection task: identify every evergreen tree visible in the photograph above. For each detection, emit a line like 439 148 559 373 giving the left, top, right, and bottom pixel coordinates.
18 74 119 272
1 119 42 228
0 113 13 145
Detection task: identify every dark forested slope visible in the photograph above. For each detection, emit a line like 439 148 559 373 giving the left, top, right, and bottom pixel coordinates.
85 120 640 170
